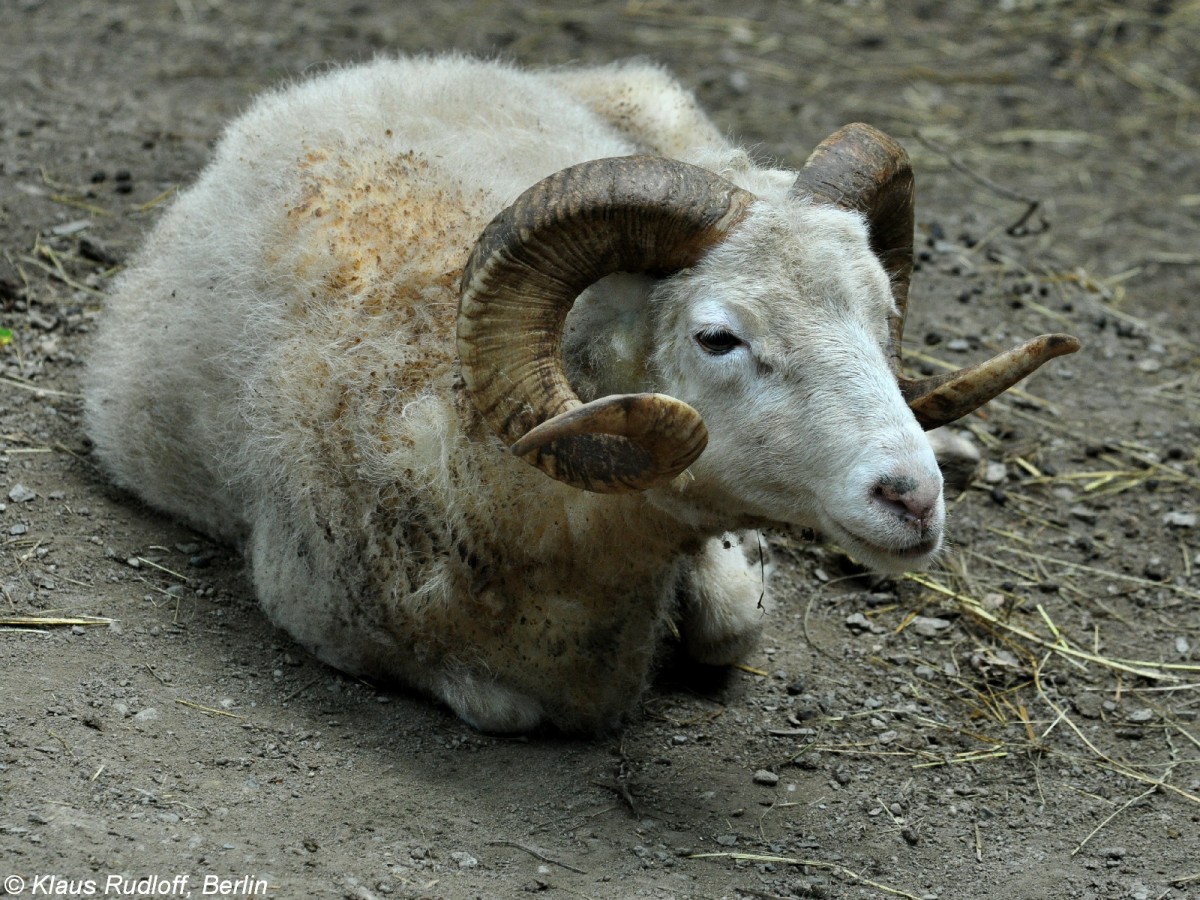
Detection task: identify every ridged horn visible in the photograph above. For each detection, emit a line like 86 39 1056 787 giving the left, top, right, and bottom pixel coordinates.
457 156 756 493
903 333 1081 429
792 122 915 378
793 123 1080 429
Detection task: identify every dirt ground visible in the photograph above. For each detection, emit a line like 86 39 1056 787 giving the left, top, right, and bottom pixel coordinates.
2 1 1198 898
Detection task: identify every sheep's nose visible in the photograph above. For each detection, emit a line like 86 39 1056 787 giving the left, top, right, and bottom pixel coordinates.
870 474 941 528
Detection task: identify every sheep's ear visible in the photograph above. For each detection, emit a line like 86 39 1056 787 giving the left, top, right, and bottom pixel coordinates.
791 123 914 378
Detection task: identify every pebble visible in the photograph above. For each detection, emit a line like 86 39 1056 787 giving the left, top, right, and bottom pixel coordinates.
1143 557 1168 581
8 483 37 503
49 218 92 236
450 851 478 869
983 461 1007 485
753 769 780 786
1177 636 1191 656
1163 510 1196 528
132 707 160 723
845 612 884 635
1072 693 1104 720
1069 504 1098 525
912 616 952 637
1126 708 1154 724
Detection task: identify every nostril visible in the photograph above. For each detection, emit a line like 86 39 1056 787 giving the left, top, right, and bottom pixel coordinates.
871 476 938 525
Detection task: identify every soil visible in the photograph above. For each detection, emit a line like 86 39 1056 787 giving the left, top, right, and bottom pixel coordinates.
2 2 1198 898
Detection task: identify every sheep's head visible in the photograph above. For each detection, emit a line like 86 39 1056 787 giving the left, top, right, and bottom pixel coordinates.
457 126 1079 571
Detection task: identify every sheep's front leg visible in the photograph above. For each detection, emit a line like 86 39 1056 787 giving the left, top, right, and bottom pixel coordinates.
433 670 546 735
677 534 768 666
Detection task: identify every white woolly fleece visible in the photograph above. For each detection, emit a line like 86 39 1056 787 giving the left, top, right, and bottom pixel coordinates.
85 55 942 733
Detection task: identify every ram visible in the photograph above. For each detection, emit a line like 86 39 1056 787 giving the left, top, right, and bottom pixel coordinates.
84 56 1077 733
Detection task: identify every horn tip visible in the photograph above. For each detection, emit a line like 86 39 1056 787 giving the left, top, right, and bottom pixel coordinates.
1042 333 1082 356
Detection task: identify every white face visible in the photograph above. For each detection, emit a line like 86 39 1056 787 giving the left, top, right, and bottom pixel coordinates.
649 202 944 574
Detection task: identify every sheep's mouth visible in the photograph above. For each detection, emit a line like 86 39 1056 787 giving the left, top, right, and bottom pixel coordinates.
825 519 941 572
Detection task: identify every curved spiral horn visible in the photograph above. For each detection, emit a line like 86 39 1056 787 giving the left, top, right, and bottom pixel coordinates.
457 156 756 493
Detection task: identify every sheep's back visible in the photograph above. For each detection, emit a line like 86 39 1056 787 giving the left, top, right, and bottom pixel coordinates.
84 56 637 540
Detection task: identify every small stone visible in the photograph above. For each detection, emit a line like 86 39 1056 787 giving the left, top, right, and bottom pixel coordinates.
1135 358 1162 373
50 218 92 236
912 616 952 637
7 483 36 503
132 707 159 723
1176 636 1191 657
1126 708 1154 724
450 851 478 869
753 769 779 786
1143 557 1168 581
716 833 738 846
983 461 1007 484
1163 510 1196 528
845 612 884 634
1069 505 1098 525
9 524 27 536
1072 694 1104 720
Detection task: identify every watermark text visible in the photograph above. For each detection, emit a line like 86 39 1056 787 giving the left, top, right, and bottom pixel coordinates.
3 873 269 897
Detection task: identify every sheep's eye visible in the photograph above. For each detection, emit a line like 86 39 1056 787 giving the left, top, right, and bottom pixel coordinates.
695 329 743 355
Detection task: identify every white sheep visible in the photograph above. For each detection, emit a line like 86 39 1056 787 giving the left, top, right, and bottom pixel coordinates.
84 56 1077 733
